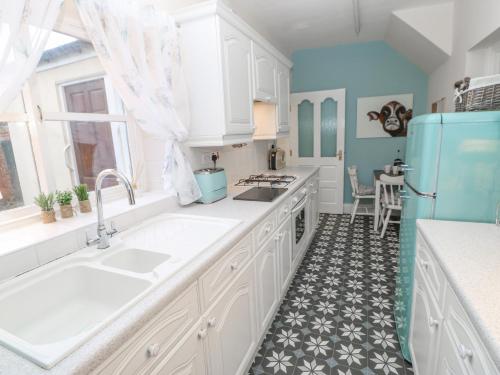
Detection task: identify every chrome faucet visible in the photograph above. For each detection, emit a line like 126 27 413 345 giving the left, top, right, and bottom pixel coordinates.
87 169 135 249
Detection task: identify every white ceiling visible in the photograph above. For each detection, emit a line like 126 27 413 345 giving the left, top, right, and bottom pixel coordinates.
225 0 453 56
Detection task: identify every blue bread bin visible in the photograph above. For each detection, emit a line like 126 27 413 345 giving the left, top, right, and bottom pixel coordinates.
194 168 227 204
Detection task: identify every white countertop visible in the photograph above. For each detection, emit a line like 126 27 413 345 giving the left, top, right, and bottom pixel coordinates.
417 219 500 370
0 166 318 374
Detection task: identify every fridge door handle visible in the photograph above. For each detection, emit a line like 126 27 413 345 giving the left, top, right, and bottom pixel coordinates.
405 181 436 199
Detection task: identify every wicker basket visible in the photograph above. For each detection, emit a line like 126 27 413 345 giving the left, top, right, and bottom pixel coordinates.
455 75 500 112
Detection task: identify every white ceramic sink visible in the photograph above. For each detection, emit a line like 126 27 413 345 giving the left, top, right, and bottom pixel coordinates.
120 214 241 259
102 248 171 273
0 265 151 368
0 213 241 369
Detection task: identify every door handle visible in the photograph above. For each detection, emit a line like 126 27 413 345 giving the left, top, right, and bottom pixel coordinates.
337 150 343 161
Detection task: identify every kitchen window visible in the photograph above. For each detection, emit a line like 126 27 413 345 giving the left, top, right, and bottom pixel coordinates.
0 21 139 223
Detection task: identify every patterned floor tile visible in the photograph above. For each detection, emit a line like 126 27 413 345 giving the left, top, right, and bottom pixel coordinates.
248 214 412 375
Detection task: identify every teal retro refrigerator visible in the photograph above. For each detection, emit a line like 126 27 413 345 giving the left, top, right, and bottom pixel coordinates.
396 111 500 362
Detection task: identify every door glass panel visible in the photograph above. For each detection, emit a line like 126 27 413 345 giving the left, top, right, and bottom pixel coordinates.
320 98 337 157
298 100 314 157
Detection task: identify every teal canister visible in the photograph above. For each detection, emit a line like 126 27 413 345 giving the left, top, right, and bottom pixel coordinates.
194 168 228 204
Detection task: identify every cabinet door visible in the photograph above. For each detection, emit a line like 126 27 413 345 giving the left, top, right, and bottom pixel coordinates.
252 42 277 102
277 62 290 132
410 264 442 375
255 235 280 334
434 326 468 375
206 265 257 375
149 325 207 375
277 216 293 295
219 19 253 135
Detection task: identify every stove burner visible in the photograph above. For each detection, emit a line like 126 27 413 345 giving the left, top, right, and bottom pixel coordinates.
235 174 297 187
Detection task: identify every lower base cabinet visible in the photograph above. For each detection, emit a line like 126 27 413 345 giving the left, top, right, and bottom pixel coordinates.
434 326 468 375
255 235 280 334
205 264 257 375
410 264 442 375
149 323 207 375
410 230 499 375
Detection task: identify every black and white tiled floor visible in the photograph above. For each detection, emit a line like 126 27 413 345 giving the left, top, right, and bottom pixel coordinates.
249 213 413 375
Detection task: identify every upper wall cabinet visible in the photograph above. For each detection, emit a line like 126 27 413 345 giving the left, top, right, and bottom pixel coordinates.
277 61 290 133
174 0 292 147
220 21 254 136
252 42 277 103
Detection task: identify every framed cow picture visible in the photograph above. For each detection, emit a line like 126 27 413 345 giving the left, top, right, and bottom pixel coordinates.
356 94 413 138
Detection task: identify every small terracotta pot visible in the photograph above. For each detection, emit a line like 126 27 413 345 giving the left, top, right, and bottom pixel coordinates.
79 200 92 213
41 210 56 224
60 204 74 219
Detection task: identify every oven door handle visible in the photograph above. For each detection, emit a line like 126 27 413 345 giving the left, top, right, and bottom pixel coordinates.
292 196 307 215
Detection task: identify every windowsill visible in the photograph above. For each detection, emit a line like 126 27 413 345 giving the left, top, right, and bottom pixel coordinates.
0 191 176 258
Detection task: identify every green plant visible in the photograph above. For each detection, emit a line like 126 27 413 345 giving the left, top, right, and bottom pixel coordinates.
34 192 56 211
73 184 89 202
55 190 73 206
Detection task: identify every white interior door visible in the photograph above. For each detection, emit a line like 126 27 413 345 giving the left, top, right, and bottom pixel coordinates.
290 89 345 214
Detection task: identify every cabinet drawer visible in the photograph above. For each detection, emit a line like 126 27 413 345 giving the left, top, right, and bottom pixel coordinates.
95 284 200 375
410 263 442 375
435 325 468 375
277 198 291 225
253 211 277 249
416 232 445 303
445 286 498 375
200 233 253 309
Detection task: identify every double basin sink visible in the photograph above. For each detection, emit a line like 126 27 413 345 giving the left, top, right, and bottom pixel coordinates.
0 214 240 369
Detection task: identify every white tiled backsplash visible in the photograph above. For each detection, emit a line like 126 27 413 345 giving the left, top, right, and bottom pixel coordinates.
0 193 177 282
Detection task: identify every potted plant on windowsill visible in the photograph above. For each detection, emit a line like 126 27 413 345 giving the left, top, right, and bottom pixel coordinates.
34 192 56 224
73 184 91 213
56 190 74 219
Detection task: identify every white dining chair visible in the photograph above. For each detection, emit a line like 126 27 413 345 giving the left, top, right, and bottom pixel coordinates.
347 166 375 224
379 174 404 238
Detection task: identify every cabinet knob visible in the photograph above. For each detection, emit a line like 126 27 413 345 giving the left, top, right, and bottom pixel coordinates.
197 328 208 339
420 260 429 270
458 344 473 360
284 208 289 214
230 261 239 271
265 224 272 233
208 317 217 327
428 316 439 329
147 343 160 357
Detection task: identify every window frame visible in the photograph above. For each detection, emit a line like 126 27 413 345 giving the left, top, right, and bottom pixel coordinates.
0 6 145 226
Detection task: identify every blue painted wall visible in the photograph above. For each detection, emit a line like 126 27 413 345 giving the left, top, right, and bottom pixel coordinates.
292 41 428 204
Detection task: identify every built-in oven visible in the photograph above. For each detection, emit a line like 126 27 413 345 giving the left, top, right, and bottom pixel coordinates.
291 188 308 263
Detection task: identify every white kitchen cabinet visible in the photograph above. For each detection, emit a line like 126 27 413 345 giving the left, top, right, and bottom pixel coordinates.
174 1 292 146
252 42 277 102
434 326 468 375
410 264 442 375
93 284 200 375
276 216 293 295
205 264 258 375
444 286 498 375
410 229 500 375
277 61 290 133
200 233 253 310
220 20 254 135
254 235 280 334
148 324 207 375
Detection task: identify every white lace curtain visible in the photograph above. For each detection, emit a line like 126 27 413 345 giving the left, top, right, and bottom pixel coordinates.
75 0 201 205
0 0 63 111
